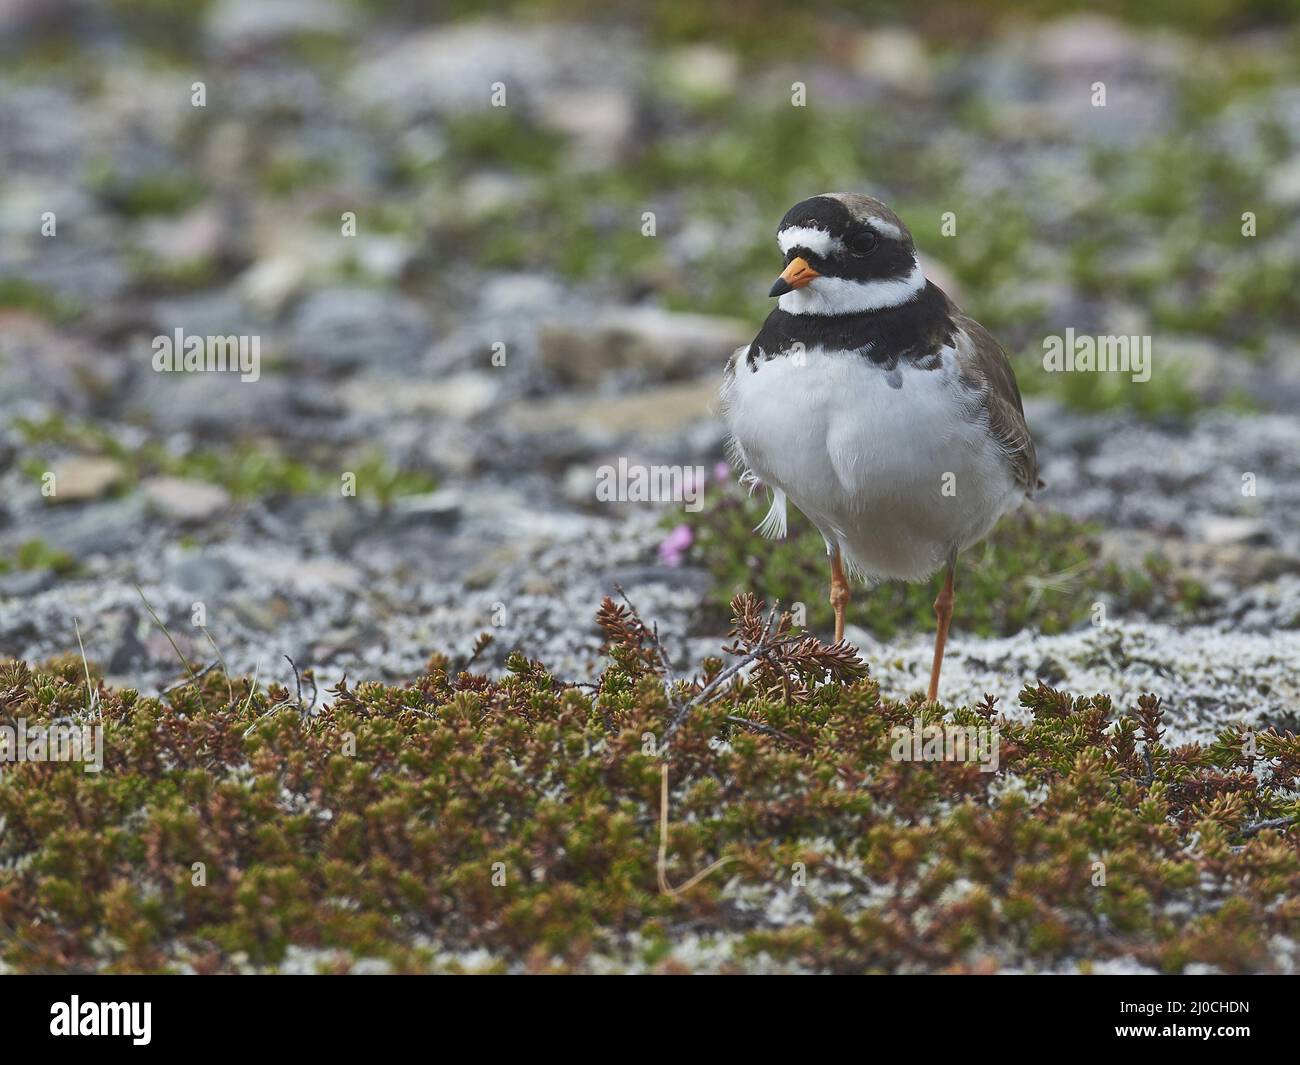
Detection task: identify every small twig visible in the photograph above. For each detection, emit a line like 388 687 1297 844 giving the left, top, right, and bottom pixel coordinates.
198 626 235 706
277 654 318 714
725 714 811 751
1238 815 1296 838
242 699 298 739
161 660 220 695
461 632 494 673
285 655 305 709
664 635 806 740
73 617 99 719
136 585 199 691
657 763 736 897
239 658 262 718
615 583 679 689
724 715 860 783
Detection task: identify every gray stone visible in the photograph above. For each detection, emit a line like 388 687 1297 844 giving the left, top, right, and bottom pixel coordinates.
288 288 430 374
149 290 258 341
389 490 463 527
205 0 356 51
1266 154 1300 207
0 316 123 412
335 371 500 421
536 87 637 167
164 553 242 597
28 495 150 557
48 457 124 503
605 564 712 593
1200 516 1272 547
130 372 329 436
345 21 639 122
0 568 57 597
135 206 228 269
850 28 933 92
660 45 739 100
141 477 232 524
509 377 719 437
538 308 749 386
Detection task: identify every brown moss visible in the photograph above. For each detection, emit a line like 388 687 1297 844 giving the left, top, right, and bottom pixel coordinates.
0 600 1295 974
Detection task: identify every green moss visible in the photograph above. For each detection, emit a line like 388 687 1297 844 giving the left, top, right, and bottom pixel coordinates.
0 277 81 322
0 606 1295 973
105 0 215 53
675 481 1208 639
162 442 322 498
15 414 434 503
1015 350 1211 419
259 153 339 198
90 165 207 219
1077 136 1298 351
441 113 566 174
125 251 220 292
0 539 77 576
436 0 1300 51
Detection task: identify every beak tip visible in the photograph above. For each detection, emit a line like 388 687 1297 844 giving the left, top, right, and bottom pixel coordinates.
768 278 793 298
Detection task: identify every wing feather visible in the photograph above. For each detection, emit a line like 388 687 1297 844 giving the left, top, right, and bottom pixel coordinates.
951 312 1039 494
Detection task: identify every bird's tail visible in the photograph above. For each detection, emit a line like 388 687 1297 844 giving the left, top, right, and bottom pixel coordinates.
754 489 788 540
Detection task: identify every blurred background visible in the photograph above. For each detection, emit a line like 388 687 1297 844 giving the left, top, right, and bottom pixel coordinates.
0 0 1297 738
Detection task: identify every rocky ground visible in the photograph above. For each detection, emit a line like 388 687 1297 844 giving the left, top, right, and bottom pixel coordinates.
2 2 1300 977
2 6 1298 740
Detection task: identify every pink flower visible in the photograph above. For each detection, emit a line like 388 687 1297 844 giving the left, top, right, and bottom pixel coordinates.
713 461 730 483
658 523 694 567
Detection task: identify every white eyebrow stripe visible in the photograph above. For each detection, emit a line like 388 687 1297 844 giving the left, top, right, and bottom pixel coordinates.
870 220 902 241
777 226 845 258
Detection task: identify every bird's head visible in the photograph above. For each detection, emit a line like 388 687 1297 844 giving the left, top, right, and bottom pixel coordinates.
769 193 924 315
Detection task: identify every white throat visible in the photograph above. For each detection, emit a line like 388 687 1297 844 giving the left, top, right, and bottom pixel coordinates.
778 258 926 316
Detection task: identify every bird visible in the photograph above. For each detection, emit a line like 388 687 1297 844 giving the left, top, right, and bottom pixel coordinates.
720 193 1038 703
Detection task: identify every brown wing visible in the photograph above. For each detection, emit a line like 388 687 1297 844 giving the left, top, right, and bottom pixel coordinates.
951 312 1039 495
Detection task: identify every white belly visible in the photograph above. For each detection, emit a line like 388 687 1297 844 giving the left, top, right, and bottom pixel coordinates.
721 346 1019 581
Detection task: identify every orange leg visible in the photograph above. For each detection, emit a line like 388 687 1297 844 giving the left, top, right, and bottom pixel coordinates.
830 548 850 644
927 561 956 703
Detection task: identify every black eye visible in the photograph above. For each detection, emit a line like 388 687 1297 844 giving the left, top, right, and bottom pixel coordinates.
848 232 878 256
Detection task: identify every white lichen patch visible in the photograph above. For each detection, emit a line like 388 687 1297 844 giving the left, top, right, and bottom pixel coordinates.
851 619 1300 745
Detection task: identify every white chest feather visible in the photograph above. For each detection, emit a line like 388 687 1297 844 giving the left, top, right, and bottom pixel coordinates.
721 346 1019 581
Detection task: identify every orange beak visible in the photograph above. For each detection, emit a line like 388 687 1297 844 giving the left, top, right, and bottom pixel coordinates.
769 256 820 297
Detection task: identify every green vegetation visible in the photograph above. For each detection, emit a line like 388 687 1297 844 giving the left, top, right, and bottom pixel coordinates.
384 0 1300 53
412 48 1297 418
675 482 1209 639
441 113 567 174
0 539 77 576
259 153 340 198
16 414 435 504
125 251 221 292
1015 350 1217 419
1 596 1295 973
0 278 80 322
89 166 207 219
42 0 1283 421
